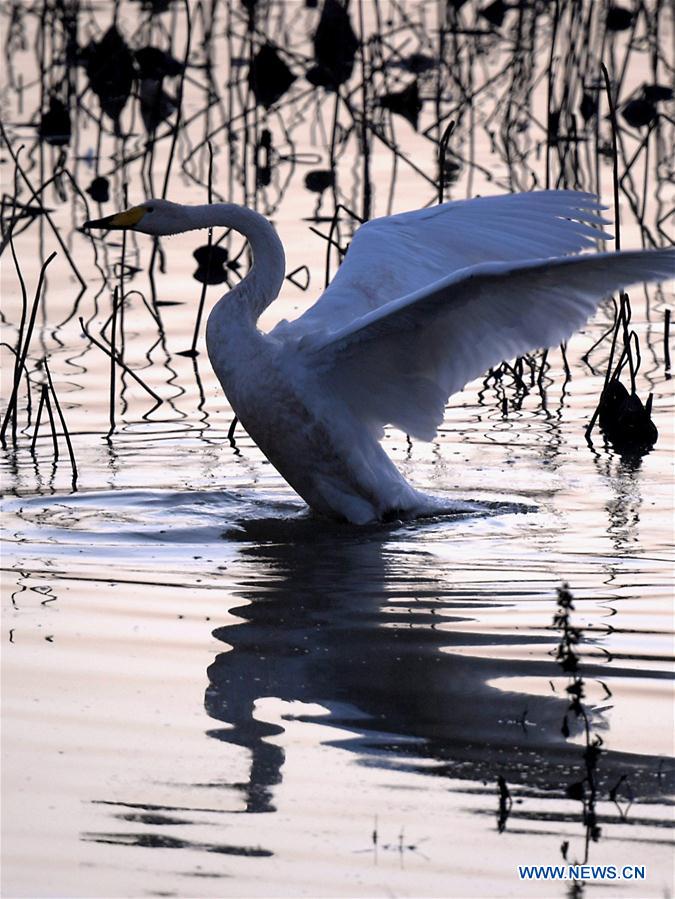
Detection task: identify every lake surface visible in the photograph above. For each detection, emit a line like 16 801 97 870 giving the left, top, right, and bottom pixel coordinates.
1 2 673 897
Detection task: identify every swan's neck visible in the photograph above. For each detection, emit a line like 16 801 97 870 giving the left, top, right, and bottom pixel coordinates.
185 203 286 326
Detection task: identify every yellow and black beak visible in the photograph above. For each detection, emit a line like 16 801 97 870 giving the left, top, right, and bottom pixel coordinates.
83 205 147 231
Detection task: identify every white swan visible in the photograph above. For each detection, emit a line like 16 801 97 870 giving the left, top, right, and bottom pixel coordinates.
84 191 674 524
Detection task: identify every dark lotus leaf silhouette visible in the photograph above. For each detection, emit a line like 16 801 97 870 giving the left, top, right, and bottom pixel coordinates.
579 91 598 122
642 83 673 102
193 245 230 285
621 97 657 128
248 44 296 109
257 128 273 153
240 0 258 17
255 129 274 187
130 0 174 13
39 96 71 146
139 79 177 133
397 52 436 75
304 170 334 193
84 26 134 126
619 83 672 129
256 167 271 188
86 176 110 204
442 158 461 186
606 4 635 31
378 80 423 130
547 109 561 142
599 380 658 455
307 0 358 90
566 780 586 802
135 46 184 80
480 0 509 27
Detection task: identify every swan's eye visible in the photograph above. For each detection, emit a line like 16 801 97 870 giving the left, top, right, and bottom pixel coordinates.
145 206 154 214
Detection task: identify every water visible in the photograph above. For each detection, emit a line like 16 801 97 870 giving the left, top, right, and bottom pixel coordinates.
1 2 674 897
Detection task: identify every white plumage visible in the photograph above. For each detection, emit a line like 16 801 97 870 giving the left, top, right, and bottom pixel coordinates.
84 191 675 524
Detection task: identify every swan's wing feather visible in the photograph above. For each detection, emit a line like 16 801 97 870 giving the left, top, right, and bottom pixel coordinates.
307 248 675 441
275 190 611 337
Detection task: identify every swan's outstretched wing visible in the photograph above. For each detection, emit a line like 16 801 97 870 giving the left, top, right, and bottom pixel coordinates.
304 248 675 441
275 190 611 337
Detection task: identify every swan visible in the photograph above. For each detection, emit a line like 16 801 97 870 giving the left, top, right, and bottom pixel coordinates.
83 191 674 524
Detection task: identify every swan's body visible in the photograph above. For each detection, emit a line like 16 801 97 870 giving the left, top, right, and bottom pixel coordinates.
84 192 674 524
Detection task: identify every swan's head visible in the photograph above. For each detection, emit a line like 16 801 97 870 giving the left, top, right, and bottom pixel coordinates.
83 198 190 236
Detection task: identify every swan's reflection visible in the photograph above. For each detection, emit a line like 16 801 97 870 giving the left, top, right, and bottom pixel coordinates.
206 516 610 813
205 513 673 829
